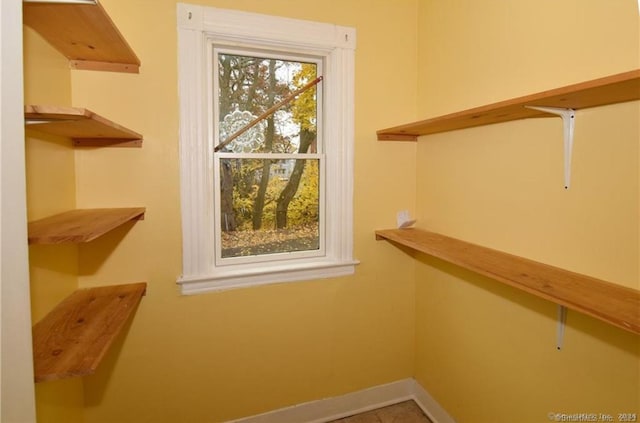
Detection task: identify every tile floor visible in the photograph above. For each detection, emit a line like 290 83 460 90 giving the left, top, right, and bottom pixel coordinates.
328 400 433 423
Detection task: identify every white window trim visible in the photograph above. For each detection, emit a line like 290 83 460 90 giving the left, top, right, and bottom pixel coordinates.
176 3 358 294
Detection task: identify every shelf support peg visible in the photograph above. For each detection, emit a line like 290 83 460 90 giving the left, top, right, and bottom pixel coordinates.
525 106 575 189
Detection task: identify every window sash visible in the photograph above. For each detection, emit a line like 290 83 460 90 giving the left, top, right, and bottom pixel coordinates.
211 47 326 266
211 45 324 154
213 153 326 266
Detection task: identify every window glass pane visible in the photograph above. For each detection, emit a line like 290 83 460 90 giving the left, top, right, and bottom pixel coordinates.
217 53 318 154
219 158 320 258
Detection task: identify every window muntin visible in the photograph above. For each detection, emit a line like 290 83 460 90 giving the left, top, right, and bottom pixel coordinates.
212 48 324 265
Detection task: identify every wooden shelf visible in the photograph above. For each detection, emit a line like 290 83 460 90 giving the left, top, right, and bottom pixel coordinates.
377 69 640 140
32 282 146 383
375 228 640 335
28 208 145 245
25 105 143 147
23 1 140 73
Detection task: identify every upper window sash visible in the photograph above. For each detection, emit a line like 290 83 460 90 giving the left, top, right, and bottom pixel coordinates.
210 46 325 154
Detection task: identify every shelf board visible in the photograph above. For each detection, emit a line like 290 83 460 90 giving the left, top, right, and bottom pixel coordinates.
375 228 640 335
28 207 145 245
23 1 140 73
25 105 143 147
32 282 147 383
377 69 640 141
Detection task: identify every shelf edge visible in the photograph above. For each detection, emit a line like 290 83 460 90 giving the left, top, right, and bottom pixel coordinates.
32 282 147 383
375 228 640 335
72 138 143 148
377 69 640 140
70 60 140 74
23 1 141 75
24 105 143 147
28 207 146 245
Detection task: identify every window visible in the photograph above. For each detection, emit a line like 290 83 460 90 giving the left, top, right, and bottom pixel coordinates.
214 52 322 262
177 4 357 294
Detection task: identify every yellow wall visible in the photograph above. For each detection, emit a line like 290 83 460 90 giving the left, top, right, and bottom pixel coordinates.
67 1 419 422
414 1 639 422
23 27 84 423
24 1 639 422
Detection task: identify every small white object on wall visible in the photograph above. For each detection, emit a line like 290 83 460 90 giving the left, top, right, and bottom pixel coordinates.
397 210 416 228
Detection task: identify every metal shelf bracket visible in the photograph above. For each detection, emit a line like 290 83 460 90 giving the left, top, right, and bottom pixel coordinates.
525 106 576 189
556 305 567 350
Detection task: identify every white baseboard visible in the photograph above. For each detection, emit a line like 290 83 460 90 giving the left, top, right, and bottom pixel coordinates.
225 378 456 423
410 379 457 423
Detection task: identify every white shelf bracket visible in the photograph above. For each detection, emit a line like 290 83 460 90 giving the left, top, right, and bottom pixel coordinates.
525 106 576 189
556 305 567 350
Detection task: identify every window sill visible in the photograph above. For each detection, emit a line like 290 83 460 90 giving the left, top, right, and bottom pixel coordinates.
177 259 359 294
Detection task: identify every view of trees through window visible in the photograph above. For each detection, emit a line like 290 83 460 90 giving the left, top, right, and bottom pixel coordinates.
216 52 321 258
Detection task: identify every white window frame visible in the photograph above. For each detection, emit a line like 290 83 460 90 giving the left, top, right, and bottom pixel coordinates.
176 3 358 294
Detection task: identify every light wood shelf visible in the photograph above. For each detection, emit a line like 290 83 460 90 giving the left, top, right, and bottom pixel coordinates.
375 228 640 335
24 1 146 385
28 208 145 245
32 282 147 383
25 105 143 147
23 1 140 73
377 69 640 140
